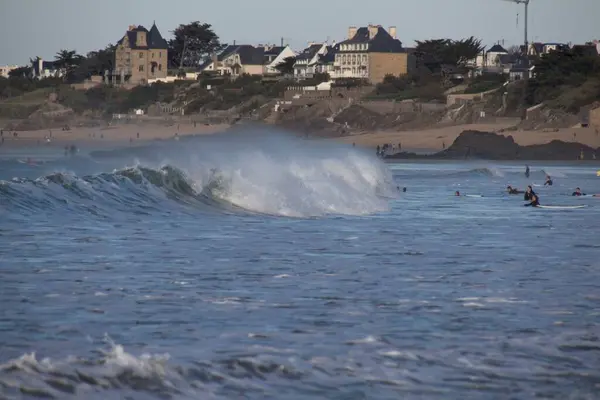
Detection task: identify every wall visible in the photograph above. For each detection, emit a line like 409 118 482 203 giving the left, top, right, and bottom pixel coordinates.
446 88 500 106
242 65 265 75
589 106 600 128
115 44 168 84
368 53 412 84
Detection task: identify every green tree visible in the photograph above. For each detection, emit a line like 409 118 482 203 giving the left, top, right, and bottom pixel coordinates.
274 56 296 75
8 66 32 78
168 21 224 68
54 49 84 82
415 36 484 67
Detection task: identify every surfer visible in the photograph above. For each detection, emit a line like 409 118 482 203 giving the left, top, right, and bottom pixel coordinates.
544 175 553 186
524 193 540 207
572 187 586 196
455 191 461 196
524 185 535 201
506 185 523 194
525 165 530 178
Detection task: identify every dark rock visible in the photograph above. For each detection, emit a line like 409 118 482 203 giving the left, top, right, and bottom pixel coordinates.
386 130 599 161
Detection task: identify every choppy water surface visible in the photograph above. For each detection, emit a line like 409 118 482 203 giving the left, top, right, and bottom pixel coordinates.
1 130 600 399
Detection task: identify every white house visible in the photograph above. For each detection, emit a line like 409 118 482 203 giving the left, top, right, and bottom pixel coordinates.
198 45 265 76
0 65 19 78
263 45 296 74
471 44 509 74
32 59 63 79
293 43 328 79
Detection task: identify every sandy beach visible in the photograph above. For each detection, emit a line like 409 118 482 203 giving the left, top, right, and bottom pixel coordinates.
334 122 600 152
0 122 230 149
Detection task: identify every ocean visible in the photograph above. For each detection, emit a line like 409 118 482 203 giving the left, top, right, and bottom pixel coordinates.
1 128 599 399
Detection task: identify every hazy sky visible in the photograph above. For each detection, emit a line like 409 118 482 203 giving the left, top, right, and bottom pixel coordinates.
0 0 598 65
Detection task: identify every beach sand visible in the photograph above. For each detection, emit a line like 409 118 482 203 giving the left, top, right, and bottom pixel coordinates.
0 122 230 149
334 122 600 152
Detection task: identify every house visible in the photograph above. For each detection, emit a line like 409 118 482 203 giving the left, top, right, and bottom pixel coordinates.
263 45 296 75
333 25 413 83
114 23 169 85
315 44 339 75
508 57 533 81
0 65 18 78
524 42 568 58
572 43 599 57
199 45 265 76
31 59 62 79
293 43 329 79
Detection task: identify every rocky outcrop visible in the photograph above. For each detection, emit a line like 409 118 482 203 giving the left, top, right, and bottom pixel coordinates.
387 130 599 160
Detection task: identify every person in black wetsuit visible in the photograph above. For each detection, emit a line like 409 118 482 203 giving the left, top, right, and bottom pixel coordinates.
524 193 540 207
572 187 586 196
524 185 535 201
544 175 553 186
507 185 523 194
525 165 530 178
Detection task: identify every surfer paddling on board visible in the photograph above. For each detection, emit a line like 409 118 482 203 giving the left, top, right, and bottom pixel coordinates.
524 193 540 207
524 185 535 201
544 175 553 186
572 188 587 196
506 185 523 195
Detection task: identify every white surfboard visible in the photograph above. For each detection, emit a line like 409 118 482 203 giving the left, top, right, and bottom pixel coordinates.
465 194 483 198
536 205 586 209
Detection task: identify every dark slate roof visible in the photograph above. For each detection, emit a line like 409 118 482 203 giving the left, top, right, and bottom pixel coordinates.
531 42 544 53
296 44 323 61
497 54 517 65
264 46 285 56
318 45 338 64
488 44 507 53
337 26 404 53
147 23 168 49
572 44 598 57
117 23 168 50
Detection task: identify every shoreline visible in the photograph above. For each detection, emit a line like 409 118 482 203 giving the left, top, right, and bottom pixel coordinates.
1 120 599 162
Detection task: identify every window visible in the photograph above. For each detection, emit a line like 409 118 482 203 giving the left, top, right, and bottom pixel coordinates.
152 53 155 59
139 52 144 58
139 65 144 72
159 52 162 58
158 64 162 71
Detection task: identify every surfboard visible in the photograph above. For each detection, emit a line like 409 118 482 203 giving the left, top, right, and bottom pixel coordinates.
465 194 483 198
536 205 587 209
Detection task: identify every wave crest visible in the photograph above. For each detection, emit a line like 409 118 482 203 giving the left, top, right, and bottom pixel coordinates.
1 150 395 218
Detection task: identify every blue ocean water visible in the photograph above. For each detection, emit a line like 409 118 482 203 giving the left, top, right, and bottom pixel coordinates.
1 129 600 399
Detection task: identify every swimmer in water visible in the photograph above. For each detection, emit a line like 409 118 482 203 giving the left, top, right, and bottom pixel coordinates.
524 185 535 201
506 185 523 194
572 187 586 196
524 193 540 207
455 191 461 196
544 175 553 186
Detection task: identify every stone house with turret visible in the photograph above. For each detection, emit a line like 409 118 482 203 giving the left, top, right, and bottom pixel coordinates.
114 23 169 85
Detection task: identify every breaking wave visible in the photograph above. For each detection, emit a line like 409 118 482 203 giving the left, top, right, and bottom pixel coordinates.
0 143 396 218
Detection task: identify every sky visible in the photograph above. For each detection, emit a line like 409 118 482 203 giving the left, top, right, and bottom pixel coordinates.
0 0 598 65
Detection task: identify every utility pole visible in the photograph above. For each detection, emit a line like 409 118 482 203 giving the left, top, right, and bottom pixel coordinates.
503 0 531 118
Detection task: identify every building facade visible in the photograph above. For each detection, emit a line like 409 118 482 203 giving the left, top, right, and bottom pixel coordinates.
333 25 414 83
199 45 265 76
0 65 19 78
114 23 169 85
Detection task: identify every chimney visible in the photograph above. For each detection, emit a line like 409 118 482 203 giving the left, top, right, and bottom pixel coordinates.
348 26 357 40
128 25 136 31
368 25 378 40
388 26 397 39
